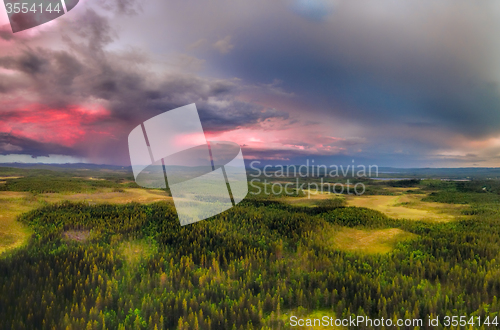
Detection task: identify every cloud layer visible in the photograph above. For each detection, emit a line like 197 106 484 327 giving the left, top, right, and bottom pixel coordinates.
1 0 500 166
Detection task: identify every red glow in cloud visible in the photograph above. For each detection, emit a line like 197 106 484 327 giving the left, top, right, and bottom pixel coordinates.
0 104 111 146
204 128 354 161
173 132 208 150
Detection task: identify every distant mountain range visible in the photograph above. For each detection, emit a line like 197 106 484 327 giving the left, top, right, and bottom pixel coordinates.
0 163 129 171
2 163 500 179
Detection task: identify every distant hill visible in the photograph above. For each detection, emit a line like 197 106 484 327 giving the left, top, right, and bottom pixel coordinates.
376 167 500 179
2 162 500 180
0 163 130 172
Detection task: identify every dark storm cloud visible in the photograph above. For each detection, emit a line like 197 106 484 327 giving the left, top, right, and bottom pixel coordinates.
182 0 500 140
66 9 118 57
0 50 49 75
3 0 500 165
0 8 282 124
198 102 289 132
0 133 76 157
0 7 290 162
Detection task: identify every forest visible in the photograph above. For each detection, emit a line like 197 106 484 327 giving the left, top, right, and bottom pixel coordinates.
0 167 500 329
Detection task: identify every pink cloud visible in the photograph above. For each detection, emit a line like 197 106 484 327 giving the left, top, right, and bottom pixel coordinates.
0 104 111 146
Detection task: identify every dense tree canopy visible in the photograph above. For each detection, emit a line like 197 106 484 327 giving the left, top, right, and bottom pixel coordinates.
0 179 500 329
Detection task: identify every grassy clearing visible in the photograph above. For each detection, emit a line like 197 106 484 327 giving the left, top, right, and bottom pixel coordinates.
0 188 171 256
345 193 463 221
39 188 172 205
282 185 417 207
284 190 341 207
0 192 40 255
0 176 23 180
329 227 417 254
62 230 91 242
118 239 158 266
312 221 417 255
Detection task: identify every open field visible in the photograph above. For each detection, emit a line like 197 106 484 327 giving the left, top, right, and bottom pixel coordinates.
39 188 172 205
330 227 417 254
345 193 464 221
119 239 158 267
313 220 418 255
284 190 339 206
62 230 91 242
0 192 38 254
0 188 171 256
283 187 464 221
282 185 418 206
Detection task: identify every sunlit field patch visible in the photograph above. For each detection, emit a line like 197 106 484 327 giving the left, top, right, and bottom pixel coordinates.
119 239 158 267
0 188 171 255
284 190 337 206
330 227 417 255
39 188 172 205
62 230 91 242
345 193 464 221
0 192 38 255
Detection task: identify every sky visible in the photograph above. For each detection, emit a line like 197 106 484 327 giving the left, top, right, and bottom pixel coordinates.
2 0 500 167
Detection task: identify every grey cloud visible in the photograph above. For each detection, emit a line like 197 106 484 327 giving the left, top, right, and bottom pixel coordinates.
0 133 76 157
0 7 291 163
3 0 500 165
213 36 234 54
98 0 143 16
198 102 289 132
0 143 22 152
0 25 13 41
65 9 116 56
176 0 500 141
0 50 49 75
